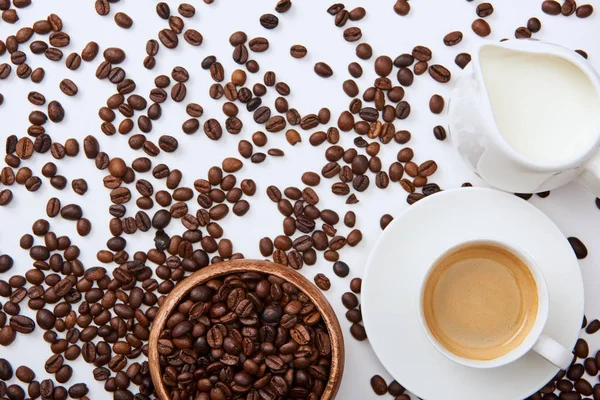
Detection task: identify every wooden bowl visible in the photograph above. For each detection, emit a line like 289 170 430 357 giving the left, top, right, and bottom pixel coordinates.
149 259 345 400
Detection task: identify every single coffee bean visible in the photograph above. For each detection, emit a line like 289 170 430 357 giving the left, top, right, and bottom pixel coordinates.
114 11 133 28
429 64 451 83
260 13 278 29
412 45 432 61
344 27 362 42
586 319 600 334
9 315 34 333
59 79 78 96
394 0 410 15
350 323 367 340
15 366 34 383
527 17 542 32
515 27 532 39
582 357 598 377
0 359 12 380
314 62 333 78
333 261 349 277
567 363 584 381
314 274 331 291
541 0 561 14
472 18 491 37
429 94 445 114
476 2 494 17
455 52 472 69
562 0 576 16
290 44 307 58
82 41 99 61
575 338 589 358
371 375 388 395
433 125 447 140
159 29 178 48
568 237 588 259
576 4 593 18
356 43 373 60
342 292 359 309
443 31 463 46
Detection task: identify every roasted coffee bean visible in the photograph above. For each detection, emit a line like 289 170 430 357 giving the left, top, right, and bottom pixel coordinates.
260 13 278 29
348 62 363 79
290 44 307 59
575 338 589 358
429 64 451 83
394 0 410 15
114 12 133 28
576 5 593 18
527 17 542 33
412 45 432 62
371 375 388 395
314 274 331 291
574 379 593 396
477 2 494 17
472 18 491 37
59 79 78 96
159 28 178 48
9 315 34 333
49 32 70 47
429 94 445 114
561 0 576 16
344 27 362 42
452 52 471 69
356 43 372 60
350 323 367 340
443 31 463 46
568 237 588 259
515 27 532 39
433 125 447 141
82 41 99 61
333 261 350 277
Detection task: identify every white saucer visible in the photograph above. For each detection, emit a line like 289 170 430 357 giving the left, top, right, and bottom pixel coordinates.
362 188 584 400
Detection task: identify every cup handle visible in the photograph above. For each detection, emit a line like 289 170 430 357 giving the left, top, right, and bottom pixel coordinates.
577 149 600 197
532 334 573 369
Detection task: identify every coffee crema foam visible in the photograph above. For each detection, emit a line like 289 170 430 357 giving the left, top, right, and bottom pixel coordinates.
423 244 538 360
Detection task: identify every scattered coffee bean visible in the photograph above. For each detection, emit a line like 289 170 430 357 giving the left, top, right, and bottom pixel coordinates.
542 0 562 15
394 0 410 15
333 261 350 277
290 44 307 58
477 2 494 17
568 237 588 259
356 43 373 60
371 375 388 395
472 18 491 36
527 17 542 32
260 13 279 29
114 12 133 28
576 4 593 18
314 273 331 290
314 62 333 78
429 94 444 114
443 31 463 46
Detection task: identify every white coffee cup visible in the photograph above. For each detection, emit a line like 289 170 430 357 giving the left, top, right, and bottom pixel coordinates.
449 40 600 196
418 239 574 369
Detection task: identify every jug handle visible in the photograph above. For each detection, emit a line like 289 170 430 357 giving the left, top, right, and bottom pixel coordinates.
577 149 600 197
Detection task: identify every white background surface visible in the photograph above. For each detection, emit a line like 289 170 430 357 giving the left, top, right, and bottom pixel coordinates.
0 0 598 399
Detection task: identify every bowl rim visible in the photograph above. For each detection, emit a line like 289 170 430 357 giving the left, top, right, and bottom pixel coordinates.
149 259 345 400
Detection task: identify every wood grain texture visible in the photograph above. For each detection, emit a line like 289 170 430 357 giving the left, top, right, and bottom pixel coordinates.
149 259 345 400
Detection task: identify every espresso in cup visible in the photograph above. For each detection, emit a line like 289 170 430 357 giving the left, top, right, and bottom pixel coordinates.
422 243 539 361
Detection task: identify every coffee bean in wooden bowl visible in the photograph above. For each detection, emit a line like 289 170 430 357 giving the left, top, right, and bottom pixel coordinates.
149 259 344 400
